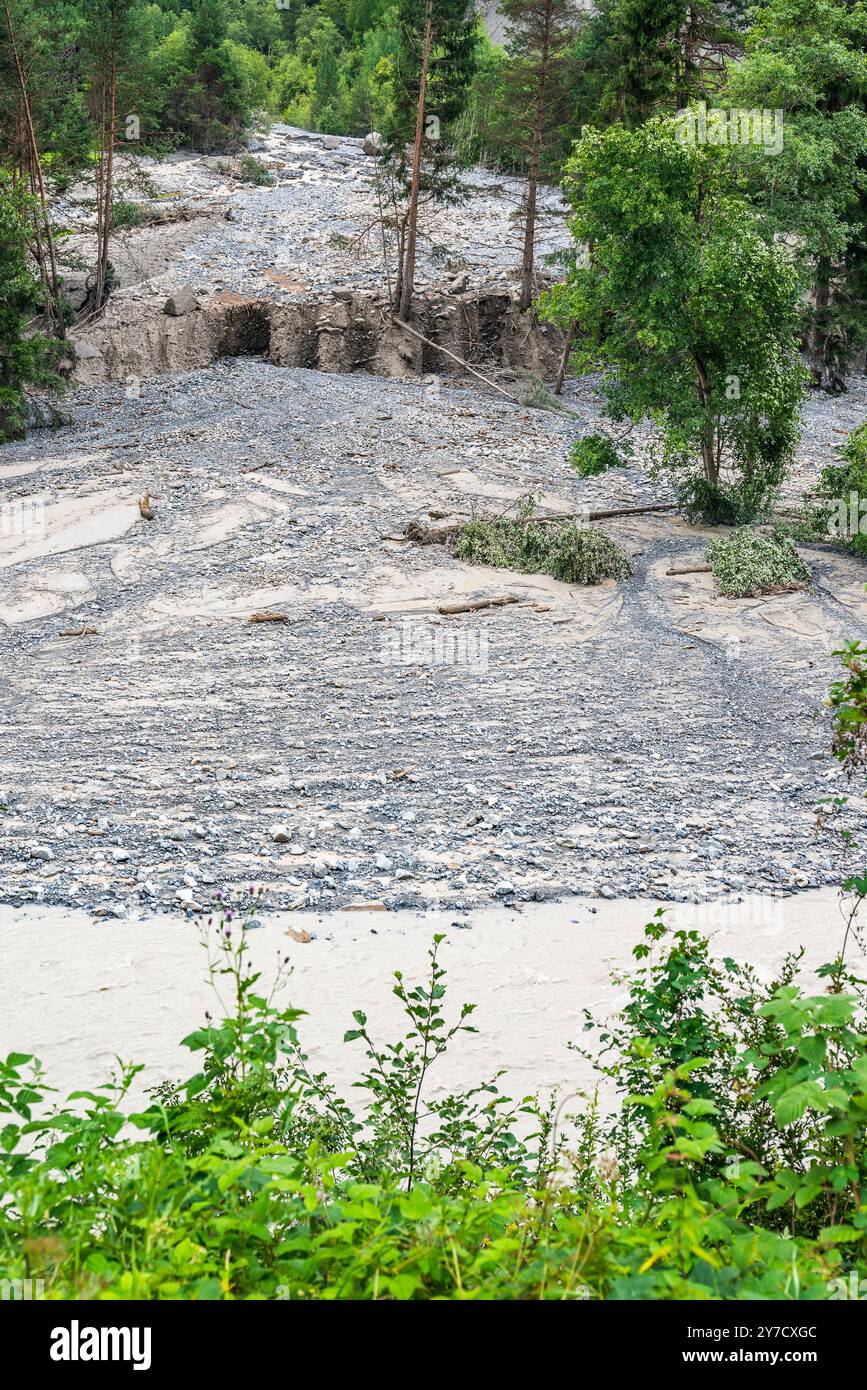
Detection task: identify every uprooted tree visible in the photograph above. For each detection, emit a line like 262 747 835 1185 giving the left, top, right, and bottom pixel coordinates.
540 118 807 523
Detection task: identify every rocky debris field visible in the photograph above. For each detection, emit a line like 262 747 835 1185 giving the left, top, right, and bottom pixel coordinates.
60 124 568 314
2 359 867 922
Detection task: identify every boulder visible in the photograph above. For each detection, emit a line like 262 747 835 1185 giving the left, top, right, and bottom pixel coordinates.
362 131 382 156
71 338 100 362
322 135 342 150
164 287 199 317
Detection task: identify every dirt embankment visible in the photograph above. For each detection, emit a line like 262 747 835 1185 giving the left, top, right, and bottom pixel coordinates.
69 285 564 390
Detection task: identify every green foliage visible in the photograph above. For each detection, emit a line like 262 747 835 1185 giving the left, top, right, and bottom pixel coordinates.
236 153 274 185
571 0 746 130
705 526 811 596
0 887 865 1299
677 474 776 526
540 119 807 520
456 496 633 584
815 422 867 558
725 0 867 391
828 638 867 778
569 432 626 477
0 176 64 442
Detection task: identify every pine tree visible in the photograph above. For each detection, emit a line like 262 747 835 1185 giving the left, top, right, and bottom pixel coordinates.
500 0 582 311
82 0 146 313
573 0 744 128
383 0 478 317
185 0 247 151
726 0 867 391
311 44 343 133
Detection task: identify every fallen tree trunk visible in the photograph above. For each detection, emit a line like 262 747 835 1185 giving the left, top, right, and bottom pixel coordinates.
665 563 712 576
437 595 519 615
404 500 676 546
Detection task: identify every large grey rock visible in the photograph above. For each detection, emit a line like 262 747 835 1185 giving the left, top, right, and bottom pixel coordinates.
322 135 342 150
72 338 101 361
362 132 382 156
164 287 199 317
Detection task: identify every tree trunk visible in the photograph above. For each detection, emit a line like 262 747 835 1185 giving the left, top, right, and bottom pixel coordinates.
519 0 553 313
101 56 117 297
397 0 433 322
554 319 576 393
806 269 841 391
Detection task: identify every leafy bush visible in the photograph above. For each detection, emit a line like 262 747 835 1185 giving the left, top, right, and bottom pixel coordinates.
111 199 146 230
569 432 626 477
539 120 806 523
0 887 864 1300
706 526 811 597
0 177 65 442
814 422 867 558
456 496 632 584
828 638 867 777
237 154 275 187
677 474 779 527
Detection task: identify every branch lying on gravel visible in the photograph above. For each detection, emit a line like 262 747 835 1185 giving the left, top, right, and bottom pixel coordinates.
437 595 519 615
665 563 712 576
58 625 98 637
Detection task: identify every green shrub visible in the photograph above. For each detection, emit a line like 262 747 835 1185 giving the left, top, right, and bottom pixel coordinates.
706 526 811 597
814 422 867 558
456 496 632 584
237 153 275 186
0 886 864 1300
0 177 65 442
677 474 777 526
111 199 147 230
569 432 626 477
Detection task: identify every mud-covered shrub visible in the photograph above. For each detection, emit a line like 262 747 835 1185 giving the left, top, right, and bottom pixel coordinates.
706 526 810 597
569 432 625 477
456 497 632 584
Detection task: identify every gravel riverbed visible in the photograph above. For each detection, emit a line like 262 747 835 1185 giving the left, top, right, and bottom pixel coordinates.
3 359 867 921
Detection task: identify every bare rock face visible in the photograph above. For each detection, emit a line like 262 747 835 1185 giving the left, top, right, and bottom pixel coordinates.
164 287 199 317
362 131 382 156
